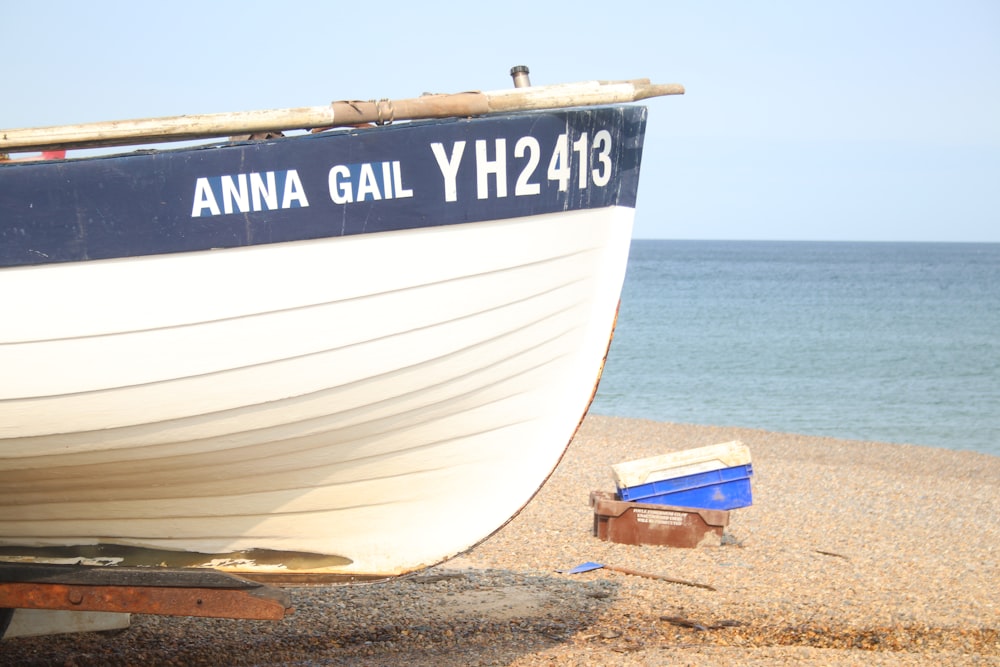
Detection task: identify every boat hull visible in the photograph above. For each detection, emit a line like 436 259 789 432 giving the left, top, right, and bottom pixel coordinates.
0 107 645 577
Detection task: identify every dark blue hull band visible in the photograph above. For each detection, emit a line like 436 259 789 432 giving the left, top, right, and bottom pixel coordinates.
0 107 646 268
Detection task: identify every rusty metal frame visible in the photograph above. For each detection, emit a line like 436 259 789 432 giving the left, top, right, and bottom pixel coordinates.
0 563 292 621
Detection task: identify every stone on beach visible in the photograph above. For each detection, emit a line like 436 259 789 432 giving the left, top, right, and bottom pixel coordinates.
2 415 998 666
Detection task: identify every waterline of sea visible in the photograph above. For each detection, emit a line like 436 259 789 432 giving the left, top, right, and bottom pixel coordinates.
591 240 1000 457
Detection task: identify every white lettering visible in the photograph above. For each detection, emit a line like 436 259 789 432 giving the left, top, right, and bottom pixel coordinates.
327 162 412 204
221 174 249 214
250 172 278 211
592 130 612 186
328 165 353 204
381 162 394 199
476 139 507 200
392 161 413 199
548 134 570 191
356 163 382 202
431 141 466 202
573 133 589 189
191 178 221 217
193 169 310 217
281 170 309 208
635 508 685 526
514 137 541 196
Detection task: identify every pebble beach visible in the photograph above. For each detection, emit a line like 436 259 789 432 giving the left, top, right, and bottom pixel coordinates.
2 415 998 666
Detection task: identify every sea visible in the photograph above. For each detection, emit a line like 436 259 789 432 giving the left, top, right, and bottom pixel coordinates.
590 240 1000 457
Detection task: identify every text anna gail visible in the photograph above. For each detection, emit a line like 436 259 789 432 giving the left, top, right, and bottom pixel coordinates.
190 131 617 218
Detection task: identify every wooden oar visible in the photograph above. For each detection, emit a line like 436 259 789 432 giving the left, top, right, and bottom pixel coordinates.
0 79 684 153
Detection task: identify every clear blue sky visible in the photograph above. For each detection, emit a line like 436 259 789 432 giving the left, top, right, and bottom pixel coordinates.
5 0 998 241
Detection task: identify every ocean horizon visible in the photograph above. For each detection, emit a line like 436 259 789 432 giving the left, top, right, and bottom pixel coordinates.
591 239 1000 457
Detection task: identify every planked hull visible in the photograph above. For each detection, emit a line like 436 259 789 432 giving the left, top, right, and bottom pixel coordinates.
0 104 645 578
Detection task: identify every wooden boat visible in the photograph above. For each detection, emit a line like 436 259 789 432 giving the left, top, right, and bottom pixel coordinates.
0 71 682 581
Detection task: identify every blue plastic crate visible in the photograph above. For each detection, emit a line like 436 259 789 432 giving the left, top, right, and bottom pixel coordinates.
616 463 753 510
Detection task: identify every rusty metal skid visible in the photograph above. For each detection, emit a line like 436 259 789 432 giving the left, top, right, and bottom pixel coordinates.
0 563 292 621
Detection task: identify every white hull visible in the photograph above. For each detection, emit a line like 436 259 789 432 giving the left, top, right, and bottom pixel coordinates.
0 207 633 577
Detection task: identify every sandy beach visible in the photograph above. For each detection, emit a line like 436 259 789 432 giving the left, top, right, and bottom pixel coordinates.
2 415 998 666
